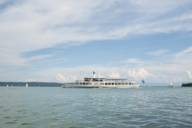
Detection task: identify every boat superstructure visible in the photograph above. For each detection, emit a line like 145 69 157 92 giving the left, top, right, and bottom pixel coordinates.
62 73 140 88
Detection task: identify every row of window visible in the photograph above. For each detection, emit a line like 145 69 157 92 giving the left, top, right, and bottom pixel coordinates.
101 83 134 85
78 82 135 85
79 83 89 85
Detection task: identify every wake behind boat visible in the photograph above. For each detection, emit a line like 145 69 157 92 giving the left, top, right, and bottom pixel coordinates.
62 72 140 88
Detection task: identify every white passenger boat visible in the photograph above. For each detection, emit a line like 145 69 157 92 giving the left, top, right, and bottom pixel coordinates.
62 72 140 88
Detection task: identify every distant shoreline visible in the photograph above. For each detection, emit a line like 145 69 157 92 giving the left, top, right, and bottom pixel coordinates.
0 82 62 87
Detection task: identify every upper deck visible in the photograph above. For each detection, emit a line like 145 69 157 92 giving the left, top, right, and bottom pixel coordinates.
83 77 128 82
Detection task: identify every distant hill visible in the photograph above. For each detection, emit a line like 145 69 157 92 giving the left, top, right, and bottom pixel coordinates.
0 82 62 87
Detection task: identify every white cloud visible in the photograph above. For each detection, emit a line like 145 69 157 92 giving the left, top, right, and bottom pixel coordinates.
0 0 6 5
0 48 26 66
0 0 192 52
41 66 152 82
147 49 169 56
127 68 151 80
56 73 66 82
129 0 188 15
0 0 192 82
108 72 121 78
176 46 192 58
1 47 192 83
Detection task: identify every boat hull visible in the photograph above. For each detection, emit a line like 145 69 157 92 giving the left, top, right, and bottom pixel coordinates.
62 83 140 88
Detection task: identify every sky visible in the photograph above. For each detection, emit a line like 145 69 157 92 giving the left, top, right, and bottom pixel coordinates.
0 0 192 83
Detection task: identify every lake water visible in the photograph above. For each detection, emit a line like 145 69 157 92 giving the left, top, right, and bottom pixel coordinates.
0 87 191 128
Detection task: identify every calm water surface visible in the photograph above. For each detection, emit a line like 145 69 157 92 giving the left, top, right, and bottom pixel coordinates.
0 87 191 128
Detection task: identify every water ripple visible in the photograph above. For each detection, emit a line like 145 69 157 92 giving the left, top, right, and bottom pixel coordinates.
0 87 191 128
